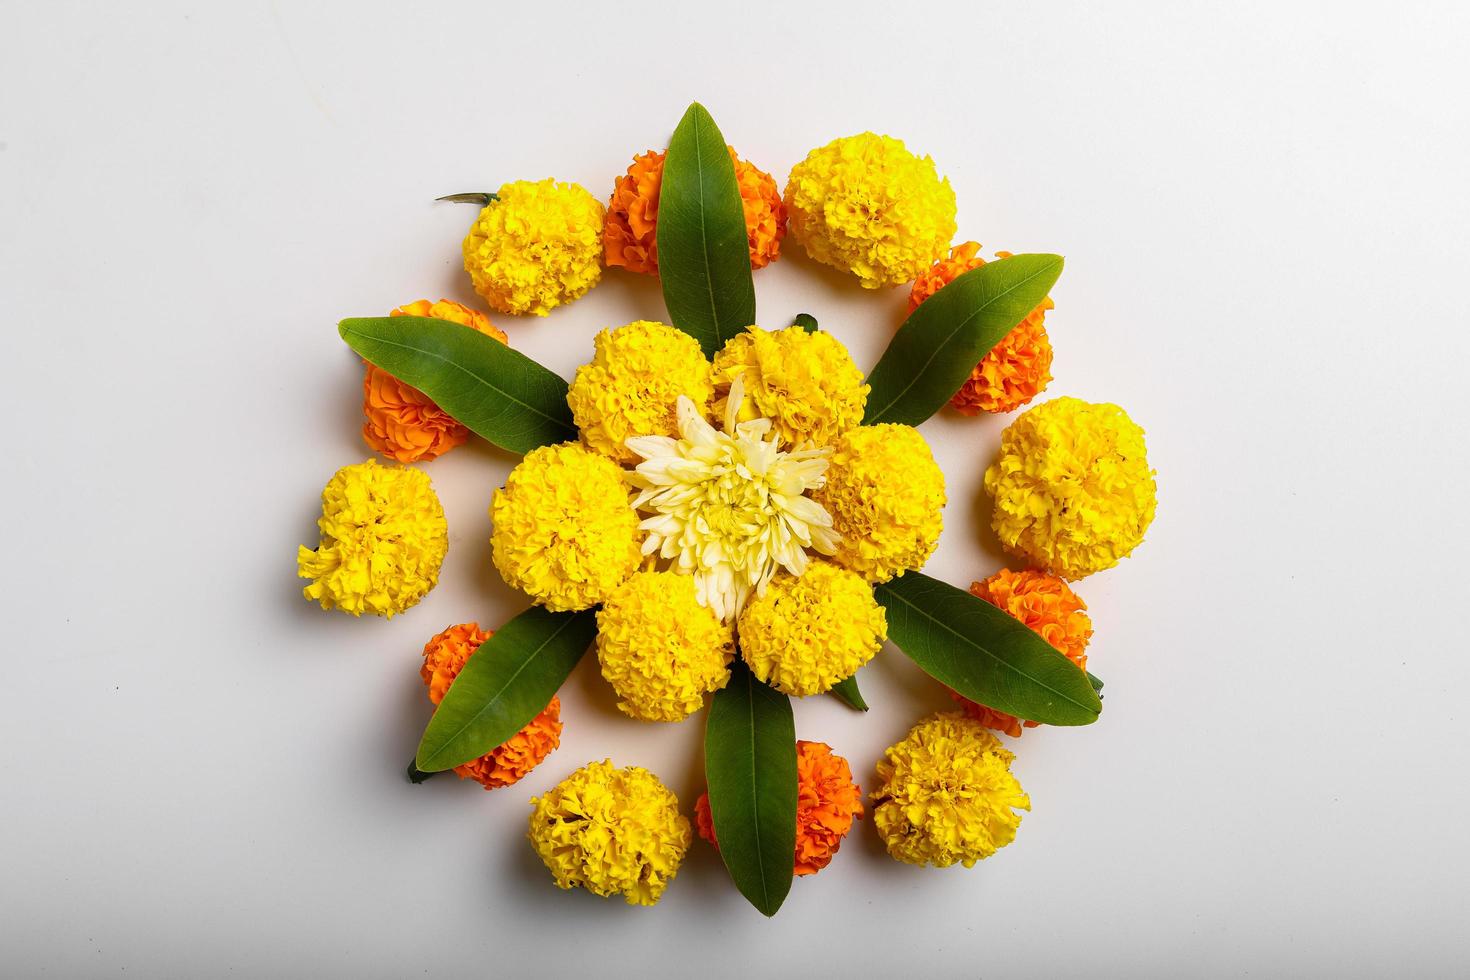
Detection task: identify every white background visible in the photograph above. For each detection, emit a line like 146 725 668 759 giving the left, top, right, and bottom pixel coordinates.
3 2 1468 977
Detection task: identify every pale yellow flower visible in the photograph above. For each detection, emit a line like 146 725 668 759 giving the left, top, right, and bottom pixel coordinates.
626 376 839 621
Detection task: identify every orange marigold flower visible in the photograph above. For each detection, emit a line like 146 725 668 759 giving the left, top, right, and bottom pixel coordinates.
909 243 1054 415
418 621 562 790
603 147 786 276
694 740 863 876
951 569 1093 737
362 300 508 464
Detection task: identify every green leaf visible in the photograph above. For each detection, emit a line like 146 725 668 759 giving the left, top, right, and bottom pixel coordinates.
874 572 1101 726
792 313 819 333
827 673 868 711
406 760 437 784
705 659 796 916
1087 671 1105 696
863 253 1064 426
436 192 498 206
657 102 756 358
415 607 597 772
340 316 577 455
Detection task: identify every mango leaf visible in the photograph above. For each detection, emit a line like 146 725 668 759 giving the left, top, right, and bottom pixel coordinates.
415 607 596 772
863 253 1064 426
874 572 1101 726
705 660 796 916
340 316 576 455
792 313 819 333
1088 671 1105 696
657 102 756 358
828 674 868 711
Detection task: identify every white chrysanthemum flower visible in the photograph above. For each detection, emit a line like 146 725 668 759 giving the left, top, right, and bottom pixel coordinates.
626 376 840 621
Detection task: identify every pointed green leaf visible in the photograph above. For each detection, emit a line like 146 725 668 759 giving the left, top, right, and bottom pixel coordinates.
863 253 1064 426
415 607 596 772
340 316 576 455
705 660 796 916
657 102 756 358
1088 671 1105 696
874 572 1101 726
827 673 868 711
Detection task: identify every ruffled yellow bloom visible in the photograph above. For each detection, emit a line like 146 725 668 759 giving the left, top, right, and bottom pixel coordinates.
871 712 1030 868
297 459 447 617
737 562 886 697
813 424 945 582
985 397 1156 579
784 132 956 288
462 179 604 316
627 376 839 621
567 320 714 464
527 760 691 906
490 443 641 611
596 571 733 722
711 326 868 449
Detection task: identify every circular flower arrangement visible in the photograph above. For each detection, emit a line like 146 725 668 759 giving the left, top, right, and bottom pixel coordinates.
299 103 1157 915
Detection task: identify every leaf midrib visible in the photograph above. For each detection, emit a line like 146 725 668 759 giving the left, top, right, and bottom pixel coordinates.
742 669 770 909
690 110 726 351
866 259 1059 423
343 323 575 437
878 579 1097 717
419 613 582 770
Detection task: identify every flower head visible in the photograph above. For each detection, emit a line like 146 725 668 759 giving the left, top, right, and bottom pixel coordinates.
527 760 691 906
784 132 956 288
695 740 863 876
711 326 868 449
627 376 839 621
596 571 734 722
491 443 642 611
297 459 447 617
985 397 1157 579
419 622 562 789
603 147 786 275
567 320 714 464
909 244 1054 415
462 179 604 316
813 423 945 582
362 300 508 463
950 570 1093 737
737 562 886 696
871 712 1030 868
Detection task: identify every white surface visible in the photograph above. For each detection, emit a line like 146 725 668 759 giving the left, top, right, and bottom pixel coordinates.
3 2 1468 976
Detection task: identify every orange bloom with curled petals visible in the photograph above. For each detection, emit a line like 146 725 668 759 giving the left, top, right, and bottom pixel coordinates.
951 569 1093 737
419 621 562 790
909 243 1054 415
695 740 862 876
362 300 508 464
604 147 786 276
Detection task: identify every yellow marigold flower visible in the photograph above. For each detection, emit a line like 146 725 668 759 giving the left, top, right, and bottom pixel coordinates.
908 244 1055 415
297 459 447 617
490 443 641 611
711 326 869 449
951 570 1093 737
812 424 945 582
603 147 787 275
737 562 886 697
362 300 508 464
461 179 604 317
527 760 690 906
595 571 733 722
985 397 1157 579
567 320 714 464
871 712 1030 868
784 132 956 288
